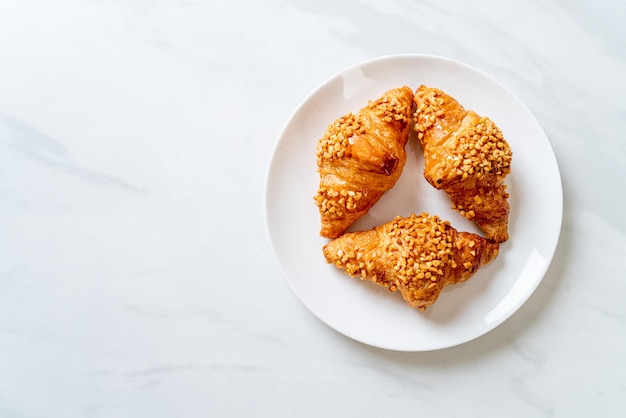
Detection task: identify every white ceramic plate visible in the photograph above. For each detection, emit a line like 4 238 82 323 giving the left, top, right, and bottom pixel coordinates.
265 55 562 351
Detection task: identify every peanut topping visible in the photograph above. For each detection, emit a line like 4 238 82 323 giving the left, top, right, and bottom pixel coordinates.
315 113 365 166
450 203 476 220
313 187 363 218
453 117 512 180
369 94 411 125
414 88 445 137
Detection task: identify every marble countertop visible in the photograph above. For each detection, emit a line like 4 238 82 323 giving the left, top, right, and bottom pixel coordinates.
1 0 625 416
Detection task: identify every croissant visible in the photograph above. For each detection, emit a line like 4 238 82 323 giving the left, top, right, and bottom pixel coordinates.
323 213 499 310
314 86 414 238
414 85 513 242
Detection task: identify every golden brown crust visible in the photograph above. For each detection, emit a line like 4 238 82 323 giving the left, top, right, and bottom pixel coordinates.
314 86 414 238
414 85 513 242
322 213 499 310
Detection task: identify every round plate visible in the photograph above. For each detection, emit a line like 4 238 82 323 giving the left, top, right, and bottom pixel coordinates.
265 54 562 351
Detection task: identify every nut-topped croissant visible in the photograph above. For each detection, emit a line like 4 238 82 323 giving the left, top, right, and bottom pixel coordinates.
314 86 414 238
414 85 513 242
323 213 499 310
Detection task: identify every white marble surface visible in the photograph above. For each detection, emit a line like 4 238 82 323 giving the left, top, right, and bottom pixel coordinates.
1 0 625 416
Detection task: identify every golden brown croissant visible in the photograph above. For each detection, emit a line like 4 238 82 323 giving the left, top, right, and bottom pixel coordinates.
414 85 513 242
323 213 499 310
314 86 414 239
